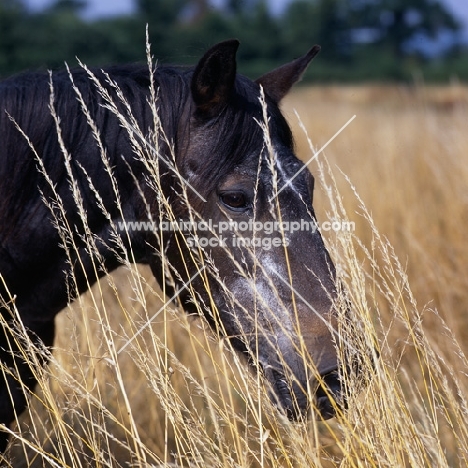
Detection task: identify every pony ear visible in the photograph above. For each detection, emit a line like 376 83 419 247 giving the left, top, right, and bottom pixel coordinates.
256 45 321 103
191 39 239 117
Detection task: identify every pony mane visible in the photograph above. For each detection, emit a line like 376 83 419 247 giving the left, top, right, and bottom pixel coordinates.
0 62 294 234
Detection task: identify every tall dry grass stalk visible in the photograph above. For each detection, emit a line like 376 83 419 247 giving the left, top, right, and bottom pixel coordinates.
285 85 468 466
1 56 467 467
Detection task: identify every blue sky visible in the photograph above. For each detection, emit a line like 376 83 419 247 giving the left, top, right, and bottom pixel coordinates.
24 0 468 34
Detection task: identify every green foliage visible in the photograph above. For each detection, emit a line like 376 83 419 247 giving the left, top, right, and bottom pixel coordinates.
348 0 462 58
0 0 466 82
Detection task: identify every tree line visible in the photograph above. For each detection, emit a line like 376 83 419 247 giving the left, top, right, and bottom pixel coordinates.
0 0 466 82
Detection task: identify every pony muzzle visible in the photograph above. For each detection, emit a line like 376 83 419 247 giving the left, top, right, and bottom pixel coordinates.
314 368 346 419
262 363 346 421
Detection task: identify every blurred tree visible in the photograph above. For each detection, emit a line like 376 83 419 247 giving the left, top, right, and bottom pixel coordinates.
283 0 352 62
47 0 86 14
315 0 352 60
14 0 109 71
226 0 245 15
189 0 210 23
349 0 461 58
135 0 188 58
283 1 320 57
235 1 282 61
0 0 26 73
0 0 466 82
137 0 187 23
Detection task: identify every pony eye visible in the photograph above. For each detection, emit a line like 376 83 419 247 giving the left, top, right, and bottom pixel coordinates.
220 192 249 211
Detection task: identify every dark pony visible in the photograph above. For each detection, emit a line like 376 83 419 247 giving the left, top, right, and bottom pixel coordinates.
0 40 348 452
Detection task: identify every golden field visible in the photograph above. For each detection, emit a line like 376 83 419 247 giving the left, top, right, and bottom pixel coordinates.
3 84 468 467
286 84 468 345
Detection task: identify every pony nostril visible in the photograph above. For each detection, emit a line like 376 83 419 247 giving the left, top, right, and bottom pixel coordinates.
315 370 345 419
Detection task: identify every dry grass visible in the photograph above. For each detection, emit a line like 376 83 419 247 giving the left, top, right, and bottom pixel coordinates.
286 84 468 344
2 77 468 467
285 84 468 466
